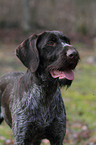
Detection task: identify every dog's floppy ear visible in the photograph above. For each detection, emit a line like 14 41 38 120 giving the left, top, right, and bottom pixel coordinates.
16 34 39 72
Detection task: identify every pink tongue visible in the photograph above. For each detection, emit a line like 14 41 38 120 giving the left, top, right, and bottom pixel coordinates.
50 70 74 80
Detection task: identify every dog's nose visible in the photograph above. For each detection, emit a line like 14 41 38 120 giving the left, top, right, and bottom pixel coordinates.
67 49 77 59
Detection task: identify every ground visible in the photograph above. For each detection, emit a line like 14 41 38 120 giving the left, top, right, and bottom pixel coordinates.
0 41 96 145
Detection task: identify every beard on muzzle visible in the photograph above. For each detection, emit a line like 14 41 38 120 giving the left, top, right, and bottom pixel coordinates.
58 79 72 88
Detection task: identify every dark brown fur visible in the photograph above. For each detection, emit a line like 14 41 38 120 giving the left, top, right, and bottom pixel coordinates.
0 31 79 145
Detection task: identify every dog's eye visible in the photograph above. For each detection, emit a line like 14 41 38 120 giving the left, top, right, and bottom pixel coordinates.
47 41 56 47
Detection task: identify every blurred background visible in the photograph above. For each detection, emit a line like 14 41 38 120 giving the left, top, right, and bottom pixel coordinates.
0 0 96 145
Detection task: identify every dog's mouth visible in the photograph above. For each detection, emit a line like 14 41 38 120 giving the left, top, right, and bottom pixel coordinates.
50 70 74 80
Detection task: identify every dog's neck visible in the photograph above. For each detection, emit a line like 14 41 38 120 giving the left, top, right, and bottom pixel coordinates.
21 69 58 98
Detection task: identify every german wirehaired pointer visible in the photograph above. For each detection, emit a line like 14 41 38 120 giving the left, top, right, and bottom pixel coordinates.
0 31 80 145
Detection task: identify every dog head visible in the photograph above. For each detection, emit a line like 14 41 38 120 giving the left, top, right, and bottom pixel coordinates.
16 31 80 87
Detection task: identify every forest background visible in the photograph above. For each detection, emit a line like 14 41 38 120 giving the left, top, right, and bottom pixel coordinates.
0 0 96 145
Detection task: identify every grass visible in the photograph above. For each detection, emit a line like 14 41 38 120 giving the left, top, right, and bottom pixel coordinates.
0 43 96 144
62 64 96 128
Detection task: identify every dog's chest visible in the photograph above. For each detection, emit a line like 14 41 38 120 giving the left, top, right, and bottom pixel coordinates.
18 84 57 127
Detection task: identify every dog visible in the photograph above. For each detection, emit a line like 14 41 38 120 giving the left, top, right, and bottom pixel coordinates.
0 31 80 145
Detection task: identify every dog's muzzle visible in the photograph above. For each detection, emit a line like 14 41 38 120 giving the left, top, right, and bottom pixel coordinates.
50 43 80 81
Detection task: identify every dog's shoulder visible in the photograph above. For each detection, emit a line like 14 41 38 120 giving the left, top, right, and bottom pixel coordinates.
0 72 24 82
0 72 24 92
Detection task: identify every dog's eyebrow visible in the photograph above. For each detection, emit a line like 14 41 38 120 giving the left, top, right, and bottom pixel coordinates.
60 35 70 44
48 34 58 41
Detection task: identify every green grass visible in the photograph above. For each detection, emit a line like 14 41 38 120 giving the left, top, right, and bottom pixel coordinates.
62 64 96 126
61 63 96 145
0 122 12 139
0 122 13 145
0 44 96 144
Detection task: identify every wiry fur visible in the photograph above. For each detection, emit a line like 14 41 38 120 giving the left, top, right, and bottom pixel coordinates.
0 31 79 145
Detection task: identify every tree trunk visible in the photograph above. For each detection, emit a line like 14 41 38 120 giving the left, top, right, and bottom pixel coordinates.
21 0 31 31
